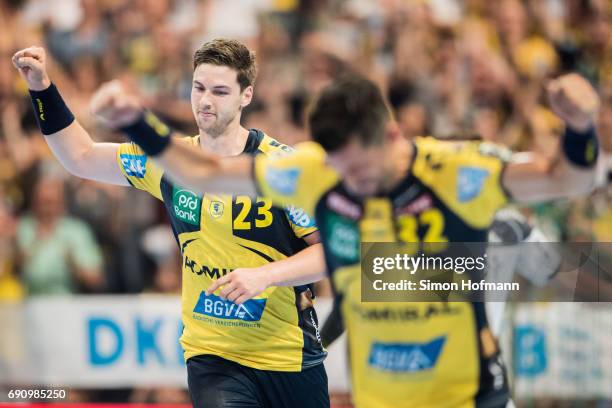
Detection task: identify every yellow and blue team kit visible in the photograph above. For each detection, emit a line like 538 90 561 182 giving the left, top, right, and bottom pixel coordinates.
254 137 512 408
117 130 326 372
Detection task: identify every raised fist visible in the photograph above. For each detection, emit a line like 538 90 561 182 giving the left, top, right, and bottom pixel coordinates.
90 80 143 128
11 46 51 91
547 73 600 133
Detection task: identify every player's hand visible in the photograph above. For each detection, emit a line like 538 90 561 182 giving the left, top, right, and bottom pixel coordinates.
90 80 143 128
11 46 51 91
546 73 600 133
205 267 272 305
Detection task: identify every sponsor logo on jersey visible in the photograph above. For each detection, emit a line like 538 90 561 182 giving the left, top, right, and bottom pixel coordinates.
173 187 201 225
265 167 301 195
193 291 266 321
185 257 233 279
457 167 489 202
425 152 444 170
352 303 461 322
209 201 224 218
326 213 360 262
268 140 294 153
120 154 147 178
326 192 362 220
368 336 446 373
285 205 315 228
395 193 433 215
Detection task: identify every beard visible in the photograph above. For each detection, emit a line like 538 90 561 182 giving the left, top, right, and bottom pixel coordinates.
197 106 241 138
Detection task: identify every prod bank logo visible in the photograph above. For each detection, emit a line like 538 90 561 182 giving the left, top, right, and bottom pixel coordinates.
193 291 266 322
173 187 202 225
368 336 446 373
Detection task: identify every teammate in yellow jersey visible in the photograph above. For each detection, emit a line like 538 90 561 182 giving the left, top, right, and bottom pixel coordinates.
12 40 330 408
52 61 599 406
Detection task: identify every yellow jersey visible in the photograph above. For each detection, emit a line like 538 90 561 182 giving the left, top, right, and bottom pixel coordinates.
117 129 326 371
254 136 512 407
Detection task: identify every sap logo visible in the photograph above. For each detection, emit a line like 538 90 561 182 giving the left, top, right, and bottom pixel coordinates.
368 336 446 373
457 167 489 202
265 167 300 196
185 258 233 279
285 205 315 228
193 292 266 321
120 154 147 178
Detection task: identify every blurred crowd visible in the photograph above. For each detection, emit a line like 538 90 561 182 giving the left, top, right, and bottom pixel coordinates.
0 0 610 296
0 0 611 404
0 0 610 292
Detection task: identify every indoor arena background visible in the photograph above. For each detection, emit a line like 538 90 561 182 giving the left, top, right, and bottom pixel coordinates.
0 0 611 406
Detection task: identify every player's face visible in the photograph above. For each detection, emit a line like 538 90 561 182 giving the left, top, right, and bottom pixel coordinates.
327 139 387 197
191 63 253 137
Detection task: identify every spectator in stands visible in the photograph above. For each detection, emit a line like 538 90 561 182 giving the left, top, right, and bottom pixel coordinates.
0 198 23 301
16 177 105 295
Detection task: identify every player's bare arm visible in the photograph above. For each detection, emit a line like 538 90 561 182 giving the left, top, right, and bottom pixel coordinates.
206 233 326 305
504 73 600 203
11 46 128 186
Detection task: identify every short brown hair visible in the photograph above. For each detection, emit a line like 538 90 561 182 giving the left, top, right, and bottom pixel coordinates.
193 39 257 91
309 75 391 152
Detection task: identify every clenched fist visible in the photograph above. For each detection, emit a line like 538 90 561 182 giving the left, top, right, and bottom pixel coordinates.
90 80 143 128
11 46 51 91
547 73 600 133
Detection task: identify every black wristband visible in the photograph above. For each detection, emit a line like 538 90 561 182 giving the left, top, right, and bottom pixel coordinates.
120 111 172 157
29 83 75 135
562 125 599 168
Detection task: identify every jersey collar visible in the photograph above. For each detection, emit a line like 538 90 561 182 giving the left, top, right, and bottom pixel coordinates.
243 129 265 154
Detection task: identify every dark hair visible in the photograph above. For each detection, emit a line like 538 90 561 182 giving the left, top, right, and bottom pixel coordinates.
387 77 418 113
309 75 390 152
193 39 257 91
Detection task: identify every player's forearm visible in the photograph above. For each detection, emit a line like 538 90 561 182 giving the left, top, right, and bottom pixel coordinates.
321 301 345 348
542 125 599 197
29 84 126 184
506 126 599 202
28 83 90 174
43 120 98 176
122 114 257 195
262 243 327 287
156 138 224 191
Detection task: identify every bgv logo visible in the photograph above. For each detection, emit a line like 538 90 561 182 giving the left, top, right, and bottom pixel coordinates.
193 292 266 322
